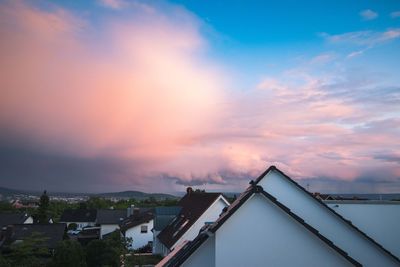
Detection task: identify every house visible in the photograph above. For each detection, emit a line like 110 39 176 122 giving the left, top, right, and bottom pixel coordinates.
96 209 127 238
160 166 400 267
156 188 229 256
325 200 400 259
0 213 33 229
254 166 399 267
152 206 182 254
0 223 66 252
59 209 97 230
119 208 154 250
77 227 100 245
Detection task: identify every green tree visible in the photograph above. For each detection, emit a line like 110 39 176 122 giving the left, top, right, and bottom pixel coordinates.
67 223 78 231
85 239 117 267
0 253 11 267
37 190 50 223
6 232 49 267
51 240 86 267
85 231 129 267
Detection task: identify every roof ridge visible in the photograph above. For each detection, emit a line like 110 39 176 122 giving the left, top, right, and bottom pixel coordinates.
256 165 400 263
163 184 362 267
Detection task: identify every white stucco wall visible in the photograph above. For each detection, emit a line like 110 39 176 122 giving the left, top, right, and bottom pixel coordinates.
327 202 400 258
125 219 154 249
153 230 162 254
182 235 215 267
24 216 33 224
60 221 96 230
100 224 119 238
212 194 354 267
171 196 228 251
257 170 398 267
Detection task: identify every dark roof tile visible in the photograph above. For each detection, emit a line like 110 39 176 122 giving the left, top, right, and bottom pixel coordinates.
59 209 97 223
157 192 223 249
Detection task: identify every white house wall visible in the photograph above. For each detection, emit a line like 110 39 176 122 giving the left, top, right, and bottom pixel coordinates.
327 202 400 258
257 170 398 267
182 235 215 267
125 219 154 249
24 216 33 224
171 197 228 251
100 224 119 238
213 194 354 267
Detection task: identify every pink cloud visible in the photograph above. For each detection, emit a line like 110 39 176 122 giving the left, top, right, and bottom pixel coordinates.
0 1 399 193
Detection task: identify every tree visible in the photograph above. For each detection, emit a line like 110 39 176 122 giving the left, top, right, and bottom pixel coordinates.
85 231 129 267
37 190 50 223
86 239 117 267
51 240 86 267
67 223 78 231
0 254 11 267
6 232 49 267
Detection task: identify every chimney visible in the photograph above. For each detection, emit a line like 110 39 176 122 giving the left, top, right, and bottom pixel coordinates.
186 187 193 195
127 204 135 217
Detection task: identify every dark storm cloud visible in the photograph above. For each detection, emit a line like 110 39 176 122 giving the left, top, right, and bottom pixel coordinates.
0 135 137 193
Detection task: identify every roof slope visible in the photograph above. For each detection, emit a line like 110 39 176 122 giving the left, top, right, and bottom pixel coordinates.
0 213 30 228
2 223 66 249
154 207 182 231
157 192 223 249
162 185 362 267
120 210 154 232
255 166 400 264
96 209 127 224
59 209 97 223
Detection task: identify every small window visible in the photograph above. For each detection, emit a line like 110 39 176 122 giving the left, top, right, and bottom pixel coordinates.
141 225 148 233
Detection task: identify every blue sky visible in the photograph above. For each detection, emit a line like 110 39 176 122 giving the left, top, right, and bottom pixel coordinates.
0 0 399 193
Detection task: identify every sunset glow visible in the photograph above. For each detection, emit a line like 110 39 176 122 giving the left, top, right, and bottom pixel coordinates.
0 0 399 193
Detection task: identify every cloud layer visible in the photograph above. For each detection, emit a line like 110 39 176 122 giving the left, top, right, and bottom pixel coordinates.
0 1 399 193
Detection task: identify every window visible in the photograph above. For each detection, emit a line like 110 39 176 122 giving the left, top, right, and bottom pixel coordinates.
141 225 148 233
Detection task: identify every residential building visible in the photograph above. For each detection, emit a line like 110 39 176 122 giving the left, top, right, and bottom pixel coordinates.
156 188 229 256
120 208 154 250
326 200 400 259
96 209 127 238
0 213 33 229
159 166 400 267
152 206 182 254
0 223 66 253
59 209 97 230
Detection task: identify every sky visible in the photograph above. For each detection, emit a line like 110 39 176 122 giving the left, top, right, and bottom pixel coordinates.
0 0 399 194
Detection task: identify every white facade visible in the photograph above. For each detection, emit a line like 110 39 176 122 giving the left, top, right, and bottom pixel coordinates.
182 194 354 267
62 221 95 230
24 216 33 224
327 201 400 258
125 219 154 250
100 224 119 238
257 169 399 267
158 195 229 256
172 196 228 251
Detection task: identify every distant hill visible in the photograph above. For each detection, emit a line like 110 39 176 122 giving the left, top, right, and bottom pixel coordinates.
95 190 177 200
0 187 35 198
0 186 177 200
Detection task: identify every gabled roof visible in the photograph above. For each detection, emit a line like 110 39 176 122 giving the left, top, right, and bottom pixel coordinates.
96 209 127 224
255 165 400 263
0 213 30 228
120 210 154 232
59 209 97 223
2 223 66 249
154 207 182 231
157 192 225 249
162 184 362 267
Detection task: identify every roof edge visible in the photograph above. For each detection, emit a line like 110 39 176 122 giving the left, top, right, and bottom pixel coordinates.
255 165 400 263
